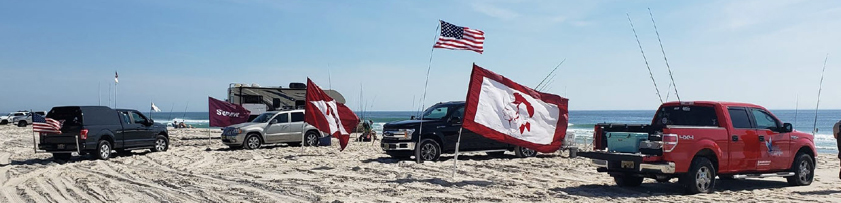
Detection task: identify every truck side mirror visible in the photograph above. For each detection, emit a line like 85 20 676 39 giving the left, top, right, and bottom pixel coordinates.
782 123 793 133
449 116 462 124
147 119 155 126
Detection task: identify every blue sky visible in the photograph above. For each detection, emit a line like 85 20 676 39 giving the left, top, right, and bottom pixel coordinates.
2 0 841 113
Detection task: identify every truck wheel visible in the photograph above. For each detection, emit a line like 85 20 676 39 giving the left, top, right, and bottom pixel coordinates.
418 139 441 161
569 148 578 158
151 135 169 152
52 153 71 161
304 131 319 146
0 120 7 125
244 134 262 150
614 174 644 187
17 121 26 127
515 146 537 158
681 157 716 194
94 140 112 160
787 153 814 186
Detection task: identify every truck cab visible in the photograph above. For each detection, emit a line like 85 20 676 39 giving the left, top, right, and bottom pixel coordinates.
579 101 816 194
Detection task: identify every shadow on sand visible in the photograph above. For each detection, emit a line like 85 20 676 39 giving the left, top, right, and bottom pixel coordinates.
555 178 793 197
360 153 560 164
387 177 494 187
0 150 152 166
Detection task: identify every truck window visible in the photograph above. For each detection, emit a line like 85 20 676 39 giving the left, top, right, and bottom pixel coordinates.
653 105 718 127
252 113 274 123
119 112 131 124
273 113 289 123
750 109 779 130
130 112 147 124
48 107 83 128
422 106 449 120
728 108 752 129
291 112 304 122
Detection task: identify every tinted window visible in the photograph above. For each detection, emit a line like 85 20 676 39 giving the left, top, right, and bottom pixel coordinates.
130 112 147 124
48 107 83 128
13 113 24 116
291 112 304 122
728 108 752 129
422 105 450 120
452 107 465 119
751 109 779 130
273 113 289 123
252 113 274 123
653 105 718 127
119 112 131 124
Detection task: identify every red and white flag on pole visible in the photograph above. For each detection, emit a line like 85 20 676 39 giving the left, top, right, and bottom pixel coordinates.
462 64 569 153
304 78 360 151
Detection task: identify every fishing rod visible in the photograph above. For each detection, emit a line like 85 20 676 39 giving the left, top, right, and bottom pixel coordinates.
794 94 799 128
627 13 664 104
648 8 681 102
812 54 828 135
167 102 175 121
327 63 332 90
535 59 566 90
181 101 189 125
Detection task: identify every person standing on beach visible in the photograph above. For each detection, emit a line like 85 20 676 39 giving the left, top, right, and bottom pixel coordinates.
834 120 841 179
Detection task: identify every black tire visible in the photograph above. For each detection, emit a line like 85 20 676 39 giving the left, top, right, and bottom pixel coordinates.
94 140 112 160
614 174 644 187
17 121 26 127
304 131 320 146
151 135 169 152
515 146 537 158
681 157 716 194
0 120 7 125
787 153 815 186
243 134 262 150
417 139 441 161
52 153 71 161
486 151 506 156
569 148 578 158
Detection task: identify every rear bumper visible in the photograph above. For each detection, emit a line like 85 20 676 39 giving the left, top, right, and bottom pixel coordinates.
38 135 85 153
580 151 675 174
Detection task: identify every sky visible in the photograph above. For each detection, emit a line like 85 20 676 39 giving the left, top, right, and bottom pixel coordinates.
2 0 841 113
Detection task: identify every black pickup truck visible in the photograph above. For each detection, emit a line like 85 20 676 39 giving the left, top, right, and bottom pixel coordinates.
380 101 538 161
38 106 169 160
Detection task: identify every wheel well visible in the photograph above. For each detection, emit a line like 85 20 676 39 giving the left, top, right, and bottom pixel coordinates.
796 146 816 163
246 132 263 142
306 130 320 136
159 131 168 138
100 134 115 145
421 134 443 147
694 148 719 172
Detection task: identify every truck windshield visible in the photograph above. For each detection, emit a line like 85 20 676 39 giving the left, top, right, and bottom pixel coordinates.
653 105 718 127
251 113 274 123
421 105 451 120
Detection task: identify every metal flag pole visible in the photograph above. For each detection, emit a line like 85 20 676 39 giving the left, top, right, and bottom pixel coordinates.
451 127 463 179
300 122 306 154
416 21 442 164
98 82 102 106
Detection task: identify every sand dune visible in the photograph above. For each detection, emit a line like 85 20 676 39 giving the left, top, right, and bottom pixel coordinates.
0 125 840 202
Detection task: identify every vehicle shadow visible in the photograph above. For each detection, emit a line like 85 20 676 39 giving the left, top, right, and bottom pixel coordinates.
386 177 494 187
360 153 558 164
554 178 792 197
793 189 841 195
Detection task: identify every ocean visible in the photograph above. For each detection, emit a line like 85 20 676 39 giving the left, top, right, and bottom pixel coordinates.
143 110 841 154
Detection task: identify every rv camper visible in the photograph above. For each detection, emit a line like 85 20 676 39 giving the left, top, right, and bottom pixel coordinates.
227 83 346 121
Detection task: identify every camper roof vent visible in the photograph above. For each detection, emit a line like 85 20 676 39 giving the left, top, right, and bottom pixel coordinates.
289 82 306 89
251 83 260 87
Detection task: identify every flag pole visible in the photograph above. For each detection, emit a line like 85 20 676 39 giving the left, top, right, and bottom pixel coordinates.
98 82 102 106
300 122 306 153
416 21 441 164
452 127 463 179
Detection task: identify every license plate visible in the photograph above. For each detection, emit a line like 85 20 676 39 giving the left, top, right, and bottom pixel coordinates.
57 144 65 149
621 161 635 169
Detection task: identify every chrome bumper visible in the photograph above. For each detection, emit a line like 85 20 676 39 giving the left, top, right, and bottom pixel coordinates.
381 142 415 151
592 159 676 174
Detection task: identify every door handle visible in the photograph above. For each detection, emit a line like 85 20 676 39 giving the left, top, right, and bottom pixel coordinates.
731 135 738 142
758 135 765 142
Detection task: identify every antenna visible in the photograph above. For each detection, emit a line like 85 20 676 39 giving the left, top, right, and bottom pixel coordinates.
648 8 681 102
536 58 566 90
628 13 664 104
327 63 332 90
812 53 828 135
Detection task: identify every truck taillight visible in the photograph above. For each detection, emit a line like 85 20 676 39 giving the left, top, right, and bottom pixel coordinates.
663 133 678 152
80 129 89 140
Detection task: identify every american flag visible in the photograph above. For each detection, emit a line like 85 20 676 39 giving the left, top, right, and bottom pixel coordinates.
433 20 485 54
33 113 62 134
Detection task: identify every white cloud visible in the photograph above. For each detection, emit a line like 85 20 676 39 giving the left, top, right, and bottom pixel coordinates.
471 2 520 20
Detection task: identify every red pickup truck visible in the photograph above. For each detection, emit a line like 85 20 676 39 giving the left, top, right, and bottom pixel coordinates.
579 101 816 194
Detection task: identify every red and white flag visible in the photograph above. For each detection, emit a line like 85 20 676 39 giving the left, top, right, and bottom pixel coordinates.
304 78 360 151
433 20 485 54
462 64 569 153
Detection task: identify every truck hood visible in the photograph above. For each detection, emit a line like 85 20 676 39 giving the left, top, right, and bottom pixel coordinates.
383 119 442 129
226 122 268 129
0 116 7 120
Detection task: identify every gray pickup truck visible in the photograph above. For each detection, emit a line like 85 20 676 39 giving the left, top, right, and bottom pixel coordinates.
221 109 327 149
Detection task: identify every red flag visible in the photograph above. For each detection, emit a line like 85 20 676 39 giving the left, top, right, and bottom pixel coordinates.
462 64 569 153
208 97 251 127
304 78 359 151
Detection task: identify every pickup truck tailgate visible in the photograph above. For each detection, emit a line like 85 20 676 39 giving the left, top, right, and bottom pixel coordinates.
579 151 675 174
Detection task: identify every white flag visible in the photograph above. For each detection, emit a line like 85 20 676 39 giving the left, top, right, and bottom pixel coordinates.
151 103 161 112
114 71 119 83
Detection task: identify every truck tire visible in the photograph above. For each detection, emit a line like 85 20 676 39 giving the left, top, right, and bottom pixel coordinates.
244 134 262 150
304 131 319 146
151 135 169 152
681 157 716 194
614 174 644 187
515 146 537 158
786 153 814 186
17 121 26 127
94 140 112 160
53 153 71 161
418 139 441 161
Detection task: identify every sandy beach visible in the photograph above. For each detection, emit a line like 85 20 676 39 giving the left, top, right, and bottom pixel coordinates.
0 125 838 202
